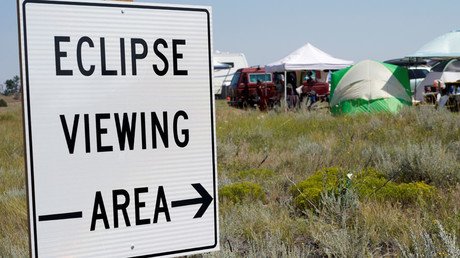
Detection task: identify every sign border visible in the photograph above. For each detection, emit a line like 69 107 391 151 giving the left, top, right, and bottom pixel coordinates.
19 0 217 257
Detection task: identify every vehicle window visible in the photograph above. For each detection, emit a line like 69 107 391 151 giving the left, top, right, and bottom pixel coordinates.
303 70 317 80
249 73 272 83
408 70 415 79
230 71 241 88
409 69 429 79
415 69 429 78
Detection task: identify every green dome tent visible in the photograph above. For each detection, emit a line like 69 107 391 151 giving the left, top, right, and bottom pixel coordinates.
330 60 412 115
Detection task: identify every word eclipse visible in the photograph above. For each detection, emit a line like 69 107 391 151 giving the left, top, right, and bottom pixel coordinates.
54 36 188 77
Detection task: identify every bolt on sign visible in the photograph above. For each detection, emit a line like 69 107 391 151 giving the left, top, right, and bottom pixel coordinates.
17 0 218 256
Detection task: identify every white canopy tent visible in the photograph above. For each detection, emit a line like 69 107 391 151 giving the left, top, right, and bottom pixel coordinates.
265 42 353 107
265 42 353 72
408 30 460 58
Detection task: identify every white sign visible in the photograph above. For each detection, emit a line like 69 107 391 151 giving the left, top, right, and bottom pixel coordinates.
18 0 218 257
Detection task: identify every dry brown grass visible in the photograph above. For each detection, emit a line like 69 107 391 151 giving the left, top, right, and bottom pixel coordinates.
0 97 28 256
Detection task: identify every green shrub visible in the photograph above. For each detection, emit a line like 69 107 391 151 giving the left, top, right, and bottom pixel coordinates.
0 99 7 107
290 167 348 210
291 167 436 210
219 181 265 203
355 169 436 205
232 168 275 180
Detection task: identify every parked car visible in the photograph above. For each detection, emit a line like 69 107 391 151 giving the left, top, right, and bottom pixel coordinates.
228 68 332 109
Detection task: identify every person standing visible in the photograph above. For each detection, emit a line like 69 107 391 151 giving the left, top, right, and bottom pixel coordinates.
256 80 269 111
287 72 299 108
274 74 285 105
436 79 449 108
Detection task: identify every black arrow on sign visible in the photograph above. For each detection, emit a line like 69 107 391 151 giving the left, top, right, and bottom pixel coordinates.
171 183 213 218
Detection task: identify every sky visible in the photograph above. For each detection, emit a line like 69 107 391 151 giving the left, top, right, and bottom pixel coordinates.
1 0 460 84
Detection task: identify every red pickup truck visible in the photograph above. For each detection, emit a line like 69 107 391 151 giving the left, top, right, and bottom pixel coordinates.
228 68 330 109
228 67 277 109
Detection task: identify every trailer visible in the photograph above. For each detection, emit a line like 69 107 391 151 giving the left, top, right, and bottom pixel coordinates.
213 51 248 98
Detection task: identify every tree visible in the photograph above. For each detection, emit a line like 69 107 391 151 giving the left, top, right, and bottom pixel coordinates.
4 76 20 96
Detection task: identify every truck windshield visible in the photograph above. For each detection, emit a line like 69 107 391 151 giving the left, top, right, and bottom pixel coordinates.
230 71 241 88
303 70 317 80
249 73 272 83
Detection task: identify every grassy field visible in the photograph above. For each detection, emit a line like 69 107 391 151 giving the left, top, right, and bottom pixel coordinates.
209 101 460 257
1 97 459 257
0 96 28 256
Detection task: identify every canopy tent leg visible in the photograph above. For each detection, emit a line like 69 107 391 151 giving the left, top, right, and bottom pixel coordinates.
284 70 288 111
